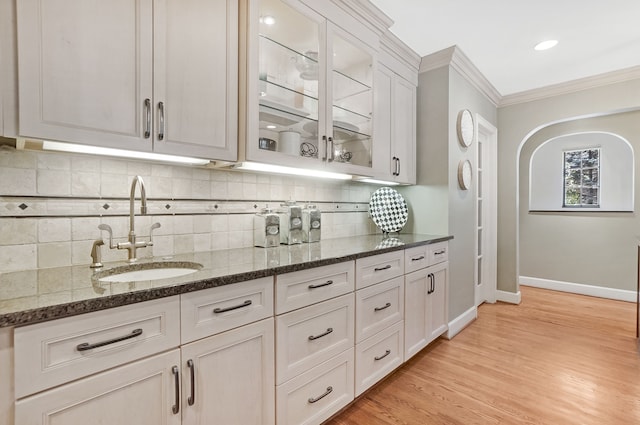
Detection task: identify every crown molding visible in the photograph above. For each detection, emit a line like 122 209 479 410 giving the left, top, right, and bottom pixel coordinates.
419 46 502 106
418 46 456 74
499 65 640 107
380 30 421 71
331 0 394 36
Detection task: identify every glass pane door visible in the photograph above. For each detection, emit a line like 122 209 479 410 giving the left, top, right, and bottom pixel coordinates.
328 30 373 169
258 0 322 160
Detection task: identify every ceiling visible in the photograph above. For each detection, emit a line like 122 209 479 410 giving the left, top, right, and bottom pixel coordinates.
369 0 640 95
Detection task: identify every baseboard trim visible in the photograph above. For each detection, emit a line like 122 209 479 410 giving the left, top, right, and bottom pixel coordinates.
519 276 636 302
444 306 477 340
496 290 521 304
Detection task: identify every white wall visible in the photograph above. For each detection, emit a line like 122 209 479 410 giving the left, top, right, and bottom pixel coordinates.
529 132 634 211
519 110 640 292
498 77 640 293
402 63 497 320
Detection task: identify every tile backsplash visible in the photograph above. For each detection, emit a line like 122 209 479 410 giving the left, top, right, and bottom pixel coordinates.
0 146 379 273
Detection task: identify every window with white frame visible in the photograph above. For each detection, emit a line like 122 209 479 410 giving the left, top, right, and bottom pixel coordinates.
563 148 600 207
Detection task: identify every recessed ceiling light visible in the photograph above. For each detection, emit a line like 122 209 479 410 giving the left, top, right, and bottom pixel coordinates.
534 40 558 51
266 125 276 129
260 15 276 25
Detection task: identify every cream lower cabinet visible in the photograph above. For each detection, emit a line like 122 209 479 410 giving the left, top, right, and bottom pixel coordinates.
16 349 182 425
404 261 449 360
180 318 275 425
354 254 405 397
13 279 275 425
275 263 356 425
10 242 453 425
16 320 275 425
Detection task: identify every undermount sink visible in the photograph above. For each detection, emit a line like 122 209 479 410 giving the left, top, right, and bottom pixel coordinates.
95 261 203 283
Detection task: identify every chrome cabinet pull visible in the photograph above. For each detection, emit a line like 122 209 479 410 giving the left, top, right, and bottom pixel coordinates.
308 386 333 404
396 157 401 176
374 264 391 272
322 135 328 160
213 300 252 314
374 349 391 361
308 327 333 341
158 101 165 141
172 366 180 414
374 302 391 312
309 280 333 289
411 255 425 262
427 273 435 294
144 98 151 139
187 359 195 406
392 157 397 175
328 137 335 162
76 328 143 351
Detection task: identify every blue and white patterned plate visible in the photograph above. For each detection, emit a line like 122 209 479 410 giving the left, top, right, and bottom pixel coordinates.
369 187 408 233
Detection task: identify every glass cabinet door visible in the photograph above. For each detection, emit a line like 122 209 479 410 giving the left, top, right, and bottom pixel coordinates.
250 0 375 174
326 27 374 170
257 0 324 162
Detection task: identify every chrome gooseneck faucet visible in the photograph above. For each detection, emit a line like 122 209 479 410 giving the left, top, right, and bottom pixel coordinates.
92 176 161 266
120 175 149 262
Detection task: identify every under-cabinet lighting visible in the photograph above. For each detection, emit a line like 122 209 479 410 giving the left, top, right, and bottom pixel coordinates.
357 178 401 186
35 140 211 165
534 40 558 51
233 161 352 180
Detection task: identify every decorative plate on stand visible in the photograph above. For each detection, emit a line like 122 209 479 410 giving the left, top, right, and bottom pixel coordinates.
369 187 408 233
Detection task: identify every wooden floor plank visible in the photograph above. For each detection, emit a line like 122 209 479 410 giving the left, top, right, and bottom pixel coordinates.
326 287 640 425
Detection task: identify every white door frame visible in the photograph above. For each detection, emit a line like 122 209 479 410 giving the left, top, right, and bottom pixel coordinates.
475 114 497 306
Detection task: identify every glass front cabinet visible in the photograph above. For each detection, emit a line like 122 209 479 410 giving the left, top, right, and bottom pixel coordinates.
240 0 378 176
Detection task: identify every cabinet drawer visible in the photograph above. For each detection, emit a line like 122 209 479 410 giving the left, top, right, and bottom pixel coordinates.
14 296 180 398
355 276 404 343
15 349 181 425
355 250 404 290
429 241 449 265
405 242 449 272
276 261 354 314
404 245 429 273
355 321 404 396
276 293 354 385
276 348 354 425
181 277 273 343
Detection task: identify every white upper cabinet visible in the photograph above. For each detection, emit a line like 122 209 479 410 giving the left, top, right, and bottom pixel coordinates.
1 0 18 138
241 0 376 176
153 0 237 160
371 31 419 185
17 0 237 161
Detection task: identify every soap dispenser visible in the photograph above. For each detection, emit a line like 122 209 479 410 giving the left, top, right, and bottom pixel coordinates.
302 204 321 242
278 201 303 245
253 206 280 248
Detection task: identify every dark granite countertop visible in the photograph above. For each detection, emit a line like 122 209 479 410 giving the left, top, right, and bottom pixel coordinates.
0 234 452 327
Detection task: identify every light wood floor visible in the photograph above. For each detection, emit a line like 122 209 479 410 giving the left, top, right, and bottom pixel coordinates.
327 286 640 425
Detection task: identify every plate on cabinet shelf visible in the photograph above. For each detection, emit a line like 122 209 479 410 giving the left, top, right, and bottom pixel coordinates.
302 120 360 140
368 187 408 234
259 107 310 128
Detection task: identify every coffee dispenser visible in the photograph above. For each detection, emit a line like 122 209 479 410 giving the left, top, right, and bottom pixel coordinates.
302 204 321 242
278 201 303 245
253 207 280 248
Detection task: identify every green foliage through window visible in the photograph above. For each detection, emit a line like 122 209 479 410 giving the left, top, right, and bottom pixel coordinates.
563 148 600 207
